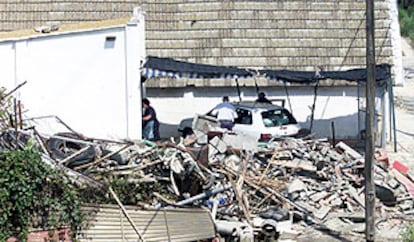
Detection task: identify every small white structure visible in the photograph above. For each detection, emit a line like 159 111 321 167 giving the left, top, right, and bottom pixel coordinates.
0 8 146 140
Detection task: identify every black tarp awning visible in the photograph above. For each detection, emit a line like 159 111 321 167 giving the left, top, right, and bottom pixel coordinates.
142 56 391 83
142 56 252 79
259 64 391 83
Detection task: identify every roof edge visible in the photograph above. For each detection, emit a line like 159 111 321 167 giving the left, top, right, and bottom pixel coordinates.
0 17 131 42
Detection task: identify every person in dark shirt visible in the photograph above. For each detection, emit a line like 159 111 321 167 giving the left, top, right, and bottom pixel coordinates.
142 98 160 141
256 92 272 104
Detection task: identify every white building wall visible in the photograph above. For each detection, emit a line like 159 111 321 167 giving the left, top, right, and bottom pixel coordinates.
21 29 129 139
0 13 145 140
0 43 16 89
125 11 146 140
146 85 363 140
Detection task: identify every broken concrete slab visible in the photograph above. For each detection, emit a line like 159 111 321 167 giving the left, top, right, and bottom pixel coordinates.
287 179 307 194
222 132 258 152
272 158 317 172
323 218 351 233
335 141 362 160
209 135 227 154
309 191 328 203
313 205 331 220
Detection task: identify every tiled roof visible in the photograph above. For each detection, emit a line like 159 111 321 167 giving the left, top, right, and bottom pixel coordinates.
142 0 392 71
0 0 396 84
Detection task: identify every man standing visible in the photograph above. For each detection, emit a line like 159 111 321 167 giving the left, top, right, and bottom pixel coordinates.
142 98 160 141
211 96 238 130
256 92 272 104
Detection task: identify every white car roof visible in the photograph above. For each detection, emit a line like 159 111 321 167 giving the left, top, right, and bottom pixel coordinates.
232 101 284 111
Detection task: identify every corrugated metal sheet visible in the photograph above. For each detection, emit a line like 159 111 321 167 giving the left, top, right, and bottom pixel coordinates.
78 205 216 242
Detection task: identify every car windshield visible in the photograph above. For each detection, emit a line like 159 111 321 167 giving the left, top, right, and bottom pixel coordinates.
261 109 297 127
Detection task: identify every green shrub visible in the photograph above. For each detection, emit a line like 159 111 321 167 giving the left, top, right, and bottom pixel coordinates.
400 225 414 242
399 7 414 43
0 143 85 241
0 87 12 129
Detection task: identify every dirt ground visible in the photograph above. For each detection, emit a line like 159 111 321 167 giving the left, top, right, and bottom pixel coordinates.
386 37 414 169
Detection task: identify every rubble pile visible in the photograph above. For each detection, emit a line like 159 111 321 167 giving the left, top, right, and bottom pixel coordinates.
1 127 413 240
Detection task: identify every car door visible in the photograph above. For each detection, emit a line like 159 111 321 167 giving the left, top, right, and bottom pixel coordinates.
233 108 257 138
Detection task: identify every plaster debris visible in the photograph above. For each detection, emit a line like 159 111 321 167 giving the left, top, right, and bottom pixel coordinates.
1 108 413 241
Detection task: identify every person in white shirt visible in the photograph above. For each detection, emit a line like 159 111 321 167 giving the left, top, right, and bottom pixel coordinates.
211 96 238 130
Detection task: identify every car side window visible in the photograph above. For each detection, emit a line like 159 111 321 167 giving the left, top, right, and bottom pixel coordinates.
235 108 252 125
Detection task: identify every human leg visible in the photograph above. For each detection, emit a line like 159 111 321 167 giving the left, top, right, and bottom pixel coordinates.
142 120 154 140
219 120 234 130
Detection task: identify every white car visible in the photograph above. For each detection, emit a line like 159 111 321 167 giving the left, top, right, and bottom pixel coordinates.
178 101 305 141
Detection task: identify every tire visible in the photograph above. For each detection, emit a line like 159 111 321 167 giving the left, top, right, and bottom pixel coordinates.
102 149 127 166
65 146 96 168
46 133 95 168
182 127 194 138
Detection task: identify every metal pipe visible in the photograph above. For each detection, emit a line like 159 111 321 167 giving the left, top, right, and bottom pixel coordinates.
215 220 253 239
235 78 242 102
389 77 397 152
176 183 232 206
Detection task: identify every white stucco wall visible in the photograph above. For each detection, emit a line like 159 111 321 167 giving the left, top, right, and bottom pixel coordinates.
0 43 16 88
0 10 145 140
147 85 370 140
388 0 404 86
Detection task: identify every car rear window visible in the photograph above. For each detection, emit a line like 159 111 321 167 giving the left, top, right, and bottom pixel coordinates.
235 108 252 125
261 109 297 127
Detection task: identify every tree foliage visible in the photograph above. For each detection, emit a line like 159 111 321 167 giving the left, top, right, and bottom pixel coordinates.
0 143 85 241
399 0 414 9
401 225 414 242
0 87 12 129
399 4 414 44
0 86 144 240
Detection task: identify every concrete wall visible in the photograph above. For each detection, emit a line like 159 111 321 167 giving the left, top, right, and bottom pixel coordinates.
0 13 145 140
146 84 368 140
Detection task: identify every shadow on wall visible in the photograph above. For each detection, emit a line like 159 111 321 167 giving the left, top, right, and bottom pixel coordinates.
159 122 181 139
300 112 364 140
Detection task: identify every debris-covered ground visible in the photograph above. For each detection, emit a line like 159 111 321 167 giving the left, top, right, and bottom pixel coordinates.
1 124 413 241
1 86 413 241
